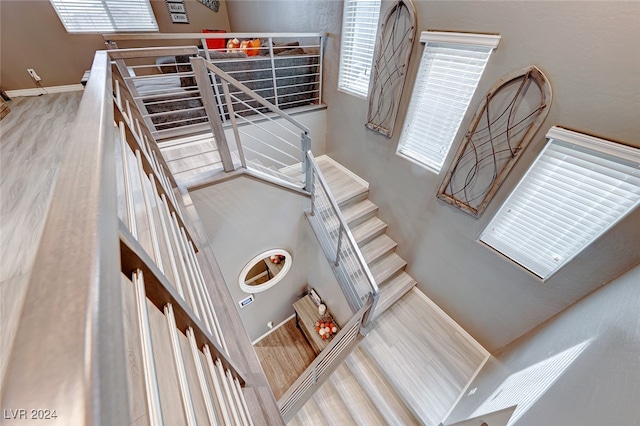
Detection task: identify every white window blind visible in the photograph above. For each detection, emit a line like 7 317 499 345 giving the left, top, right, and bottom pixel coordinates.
338 0 381 97
397 32 500 172
480 127 640 279
50 0 158 33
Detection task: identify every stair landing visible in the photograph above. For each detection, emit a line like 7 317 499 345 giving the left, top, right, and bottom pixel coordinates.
297 155 489 425
290 289 489 426
315 155 369 205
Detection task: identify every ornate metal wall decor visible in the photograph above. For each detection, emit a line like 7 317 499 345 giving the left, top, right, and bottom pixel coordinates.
437 66 552 217
366 0 417 137
198 0 220 13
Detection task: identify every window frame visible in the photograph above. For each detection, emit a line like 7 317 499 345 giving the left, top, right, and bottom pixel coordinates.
49 0 159 34
395 31 501 174
337 0 382 99
478 126 640 280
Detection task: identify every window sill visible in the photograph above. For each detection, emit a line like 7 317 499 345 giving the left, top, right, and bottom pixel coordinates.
395 150 442 174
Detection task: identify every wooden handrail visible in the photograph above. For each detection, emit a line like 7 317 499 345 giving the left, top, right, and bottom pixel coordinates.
104 32 328 41
1 51 131 425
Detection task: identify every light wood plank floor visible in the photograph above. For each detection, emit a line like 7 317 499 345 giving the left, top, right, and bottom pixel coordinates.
0 92 83 383
361 288 488 425
254 317 317 400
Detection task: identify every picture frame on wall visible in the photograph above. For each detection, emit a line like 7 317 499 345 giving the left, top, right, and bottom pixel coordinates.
166 0 189 23
170 13 189 23
167 3 186 13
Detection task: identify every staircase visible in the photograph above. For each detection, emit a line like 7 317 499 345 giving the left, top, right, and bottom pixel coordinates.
288 285 489 425
310 155 417 320
288 155 489 425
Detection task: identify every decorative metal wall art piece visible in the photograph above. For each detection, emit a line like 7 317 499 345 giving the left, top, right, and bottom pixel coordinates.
366 0 417 137
437 66 552 217
198 0 220 13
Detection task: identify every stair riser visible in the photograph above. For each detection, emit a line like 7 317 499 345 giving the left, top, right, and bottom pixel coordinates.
355 225 387 247
362 241 397 265
337 191 370 210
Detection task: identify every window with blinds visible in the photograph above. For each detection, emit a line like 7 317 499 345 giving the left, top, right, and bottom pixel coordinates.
480 127 640 280
338 0 381 98
50 0 158 33
396 32 500 173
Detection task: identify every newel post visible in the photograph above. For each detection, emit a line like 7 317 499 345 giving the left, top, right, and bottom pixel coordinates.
190 56 234 172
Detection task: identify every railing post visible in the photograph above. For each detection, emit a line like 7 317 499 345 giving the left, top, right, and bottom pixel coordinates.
267 37 280 107
335 226 344 267
190 56 235 172
318 35 325 105
221 80 247 169
303 138 312 191
309 171 316 217
360 291 380 332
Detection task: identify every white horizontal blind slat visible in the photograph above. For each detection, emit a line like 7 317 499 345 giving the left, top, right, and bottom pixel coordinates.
338 0 381 97
50 0 158 33
397 41 494 172
481 137 640 279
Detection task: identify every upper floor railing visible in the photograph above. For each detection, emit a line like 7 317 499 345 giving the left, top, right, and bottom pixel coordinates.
104 32 325 130
1 50 284 426
105 44 381 420
107 44 313 191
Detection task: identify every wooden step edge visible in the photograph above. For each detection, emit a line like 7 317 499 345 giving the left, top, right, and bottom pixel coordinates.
369 252 407 286
336 189 370 210
328 364 387 426
358 345 427 426
313 380 358 426
371 272 417 320
352 217 388 246
344 347 420 426
360 234 398 265
294 397 330 426
341 199 378 226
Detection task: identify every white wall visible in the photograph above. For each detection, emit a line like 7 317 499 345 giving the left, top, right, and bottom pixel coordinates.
190 176 351 342
227 0 640 351
445 264 640 425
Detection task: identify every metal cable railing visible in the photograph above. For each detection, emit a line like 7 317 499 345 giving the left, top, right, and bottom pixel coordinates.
196 58 313 189
305 151 380 322
277 297 372 422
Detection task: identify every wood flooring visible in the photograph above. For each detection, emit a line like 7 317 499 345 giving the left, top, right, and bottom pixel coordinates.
292 157 489 425
0 92 83 383
292 289 489 425
254 317 317 400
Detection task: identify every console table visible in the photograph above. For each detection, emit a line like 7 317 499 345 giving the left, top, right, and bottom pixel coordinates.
293 294 340 355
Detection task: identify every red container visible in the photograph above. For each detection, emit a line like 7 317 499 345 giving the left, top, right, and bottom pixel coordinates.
202 29 226 50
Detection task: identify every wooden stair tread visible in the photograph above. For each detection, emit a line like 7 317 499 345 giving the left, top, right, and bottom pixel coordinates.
344 347 419 426
373 272 417 319
369 252 407 285
314 380 357 426
279 162 303 175
329 364 386 426
247 159 301 185
341 199 378 226
360 234 397 265
294 397 330 426
352 217 387 245
316 156 368 206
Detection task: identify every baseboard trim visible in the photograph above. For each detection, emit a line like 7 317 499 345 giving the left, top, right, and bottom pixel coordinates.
6 84 84 98
251 313 296 345
440 353 491 425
